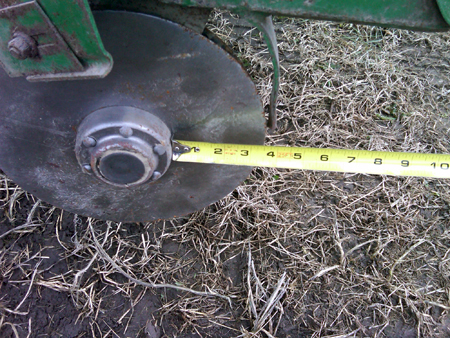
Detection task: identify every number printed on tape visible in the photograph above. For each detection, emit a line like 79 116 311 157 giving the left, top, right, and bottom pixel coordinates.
174 141 450 179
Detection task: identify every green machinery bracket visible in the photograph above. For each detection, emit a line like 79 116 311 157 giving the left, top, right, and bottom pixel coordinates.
160 0 450 32
0 0 112 81
2 0 450 82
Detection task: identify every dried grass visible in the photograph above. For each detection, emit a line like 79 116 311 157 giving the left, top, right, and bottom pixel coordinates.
2 10 450 338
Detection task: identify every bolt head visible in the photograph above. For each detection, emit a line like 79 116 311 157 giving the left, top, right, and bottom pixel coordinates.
82 136 96 147
119 126 133 138
153 144 166 155
152 171 162 180
8 33 36 60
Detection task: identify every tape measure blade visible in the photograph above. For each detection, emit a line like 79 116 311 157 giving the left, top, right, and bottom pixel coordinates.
175 141 450 179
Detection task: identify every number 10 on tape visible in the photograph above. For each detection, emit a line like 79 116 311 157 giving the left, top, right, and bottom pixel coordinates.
175 141 450 179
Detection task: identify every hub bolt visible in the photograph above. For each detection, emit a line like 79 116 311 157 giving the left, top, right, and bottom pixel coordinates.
82 136 96 147
119 126 133 138
152 171 162 180
153 144 166 155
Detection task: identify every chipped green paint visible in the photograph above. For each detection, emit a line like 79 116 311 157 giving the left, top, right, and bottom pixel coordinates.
2 0 450 79
39 0 112 66
0 1 83 77
0 0 111 80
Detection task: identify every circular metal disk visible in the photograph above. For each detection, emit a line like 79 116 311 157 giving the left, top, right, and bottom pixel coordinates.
0 11 265 222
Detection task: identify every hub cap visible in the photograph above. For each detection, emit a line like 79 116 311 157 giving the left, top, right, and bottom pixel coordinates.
75 106 172 186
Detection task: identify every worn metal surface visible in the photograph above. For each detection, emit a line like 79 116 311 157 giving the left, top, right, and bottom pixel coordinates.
0 11 265 222
75 106 173 187
0 0 112 81
89 0 211 33
160 0 450 31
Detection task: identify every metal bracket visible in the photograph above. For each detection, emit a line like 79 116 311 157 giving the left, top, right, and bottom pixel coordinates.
0 0 112 81
172 140 193 161
245 13 280 131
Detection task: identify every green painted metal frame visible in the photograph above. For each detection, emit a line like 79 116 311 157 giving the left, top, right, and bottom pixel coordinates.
0 1 84 78
2 0 450 81
0 0 112 81
159 0 450 31
36 0 113 79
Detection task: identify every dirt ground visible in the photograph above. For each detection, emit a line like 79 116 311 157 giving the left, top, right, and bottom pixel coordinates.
2 10 450 338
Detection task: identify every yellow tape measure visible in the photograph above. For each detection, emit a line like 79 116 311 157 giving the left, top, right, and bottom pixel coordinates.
174 140 450 178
